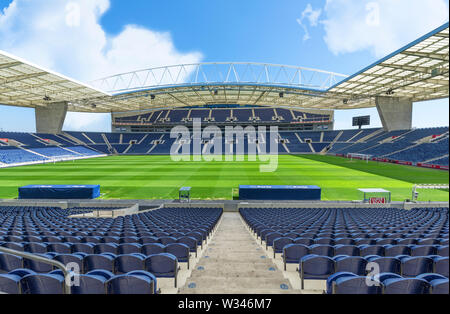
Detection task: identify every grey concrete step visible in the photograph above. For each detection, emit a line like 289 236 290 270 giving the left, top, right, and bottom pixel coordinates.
179 287 300 294
189 268 285 279
179 212 298 294
196 260 275 271
181 277 293 291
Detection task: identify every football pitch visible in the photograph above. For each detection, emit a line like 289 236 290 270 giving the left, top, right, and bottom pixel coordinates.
0 154 448 201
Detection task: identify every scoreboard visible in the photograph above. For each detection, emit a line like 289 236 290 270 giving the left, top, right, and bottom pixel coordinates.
352 115 371 129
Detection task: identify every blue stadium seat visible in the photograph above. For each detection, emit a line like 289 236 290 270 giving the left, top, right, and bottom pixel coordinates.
72 243 95 255
53 254 84 274
384 245 411 257
293 238 314 246
326 272 357 294
118 243 142 255
106 272 156 294
383 278 430 294
83 254 115 273
24 243 48 254
21 274 65 294
401 256 434 277
0 274 21 294
272 237 294 257
23 254 55 273
159 236 178 246
334 245 360 257
314 238 335 246
283 244 309 271
72 274 107 294
415 273 447 283
430 279 449 294
141 243 166 256
433 256 449 277
94 243 119 255
165 243 190 268
437 245 448 256
0 253 23 272
410 245 437 257
114 254 145 274
309 244 334 257
366 256 401 274
334 256 368 275
265 232 283 249
299 255 335 289
177 237 198 257
144 253 178 287
48 243 72 254
360 245 385 257
333 276 382 294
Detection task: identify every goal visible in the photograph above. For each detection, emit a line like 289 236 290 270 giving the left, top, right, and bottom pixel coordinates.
347 153 372 163
412 184 450 202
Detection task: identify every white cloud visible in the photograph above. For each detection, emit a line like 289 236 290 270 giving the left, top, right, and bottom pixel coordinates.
0 0 203 132
321 0 449 57
296 4 322 41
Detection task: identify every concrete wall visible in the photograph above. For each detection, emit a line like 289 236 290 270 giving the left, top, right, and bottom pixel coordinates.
35 102 68 134
69 204 140 218
2 199 447 213
163 203 225 210
376 96 413 131
237 201 449 211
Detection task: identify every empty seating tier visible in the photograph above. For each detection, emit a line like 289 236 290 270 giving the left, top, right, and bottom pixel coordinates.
240 207 448 294
0 206 222 294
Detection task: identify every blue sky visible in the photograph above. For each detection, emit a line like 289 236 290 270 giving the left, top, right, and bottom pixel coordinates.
0 0 449 132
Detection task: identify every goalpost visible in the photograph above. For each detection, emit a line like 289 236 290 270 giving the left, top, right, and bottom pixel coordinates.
347 153 372 163
412 184 450 202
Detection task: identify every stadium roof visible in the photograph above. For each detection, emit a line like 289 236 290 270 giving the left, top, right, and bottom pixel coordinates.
0 22 448 113
0 50 109 111
328 22 449 108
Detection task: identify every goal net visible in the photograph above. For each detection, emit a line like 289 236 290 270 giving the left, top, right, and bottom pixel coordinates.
412 184 450 201
347 153 372 163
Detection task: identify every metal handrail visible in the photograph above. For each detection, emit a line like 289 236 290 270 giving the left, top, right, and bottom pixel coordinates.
0 247 72 294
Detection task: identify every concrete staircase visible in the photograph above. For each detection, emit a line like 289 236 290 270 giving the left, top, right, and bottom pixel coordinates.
424 154 449 164
61 132 86 145
295 133 303 143
179 212 296 294
346 130 363 143
102 134 116 154
357 128 384 143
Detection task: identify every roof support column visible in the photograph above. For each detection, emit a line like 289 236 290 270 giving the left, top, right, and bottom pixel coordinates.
35 101 68 134
375 96 413 131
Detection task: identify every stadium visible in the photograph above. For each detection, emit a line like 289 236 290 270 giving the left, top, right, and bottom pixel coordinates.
0 3 448 298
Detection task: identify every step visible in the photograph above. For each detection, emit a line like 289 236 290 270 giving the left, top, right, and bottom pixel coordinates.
179 287 301 294
179 287 304 295
189 268 286 279
197 256 274 264
180 276 293 291
192 262 280 273
178 212 295 295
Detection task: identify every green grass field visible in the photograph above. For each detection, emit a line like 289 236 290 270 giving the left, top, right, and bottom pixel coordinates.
0 154 448 201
